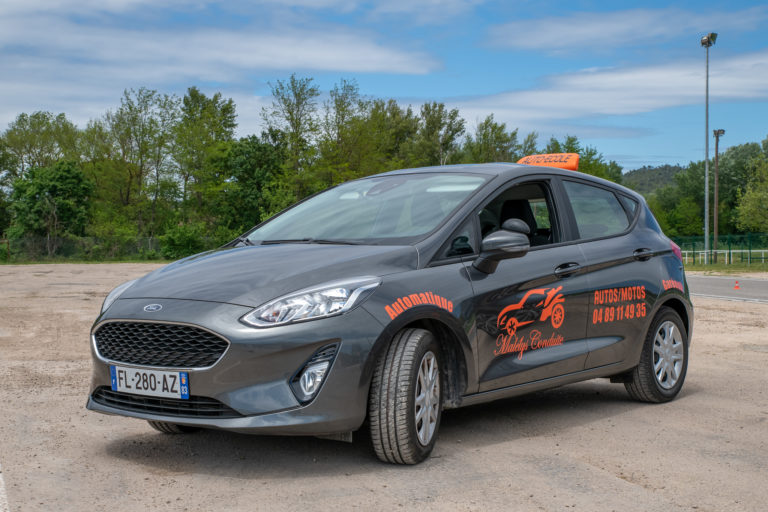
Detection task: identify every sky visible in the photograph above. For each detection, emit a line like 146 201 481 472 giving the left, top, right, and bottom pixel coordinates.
1 0 767 171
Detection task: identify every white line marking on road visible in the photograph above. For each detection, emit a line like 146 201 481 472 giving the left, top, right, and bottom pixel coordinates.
688 275 768 283
691 293 768 304
0 462 9 512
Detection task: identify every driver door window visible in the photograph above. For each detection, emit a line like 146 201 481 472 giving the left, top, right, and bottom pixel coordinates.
478 181 559 246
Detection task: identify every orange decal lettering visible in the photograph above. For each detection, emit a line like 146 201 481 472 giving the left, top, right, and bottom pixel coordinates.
384 291 455 319
662 279 684 291
591 285 647 325
517 153 579 171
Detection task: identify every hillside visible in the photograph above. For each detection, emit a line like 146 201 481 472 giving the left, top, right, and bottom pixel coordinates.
622 164 683 195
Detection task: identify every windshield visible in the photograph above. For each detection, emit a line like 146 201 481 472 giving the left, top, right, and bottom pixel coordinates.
246 173 488 245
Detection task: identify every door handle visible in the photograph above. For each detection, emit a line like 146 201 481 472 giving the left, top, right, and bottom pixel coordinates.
554 262 581 278
633 248 654 261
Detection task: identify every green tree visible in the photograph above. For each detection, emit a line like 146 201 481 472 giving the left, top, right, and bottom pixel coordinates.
0 189 10 236
0 137 20 189
202 131 287 230
359 99 419 172
715 142 762 234
9 161 93 255
317 79 366 186
407 102 465 166
173 86 236 219
736 146 768 232
84 89 182 238
2 112 80 178
668 196 703 236
461 114 520 163
520 131 539 159
262 74 320 198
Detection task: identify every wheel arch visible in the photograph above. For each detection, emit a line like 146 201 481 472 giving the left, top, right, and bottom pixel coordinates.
361 307 474 410
656 295 692 343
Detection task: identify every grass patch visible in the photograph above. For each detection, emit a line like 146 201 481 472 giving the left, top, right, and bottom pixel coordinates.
685 261 768 274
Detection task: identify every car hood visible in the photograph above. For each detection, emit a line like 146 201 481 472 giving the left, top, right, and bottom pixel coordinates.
120 244 418 307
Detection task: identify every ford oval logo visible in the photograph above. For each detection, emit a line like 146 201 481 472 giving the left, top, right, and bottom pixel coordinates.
143 304 163 312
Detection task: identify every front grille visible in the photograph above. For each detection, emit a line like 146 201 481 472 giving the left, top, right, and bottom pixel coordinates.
94 321 229 368
91 387 242 418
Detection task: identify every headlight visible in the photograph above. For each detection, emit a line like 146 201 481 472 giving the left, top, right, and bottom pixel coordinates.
101 279 137 313
241 277 381 328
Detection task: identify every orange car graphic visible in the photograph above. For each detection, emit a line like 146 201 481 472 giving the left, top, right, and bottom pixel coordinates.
497 286 565 336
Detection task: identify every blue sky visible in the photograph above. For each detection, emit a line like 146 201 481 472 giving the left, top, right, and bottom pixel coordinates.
1 0 767 170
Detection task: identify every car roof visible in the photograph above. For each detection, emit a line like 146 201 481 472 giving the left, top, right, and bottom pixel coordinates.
372 163 644 201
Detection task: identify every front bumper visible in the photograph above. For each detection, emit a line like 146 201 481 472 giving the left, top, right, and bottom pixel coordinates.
87 298 384 434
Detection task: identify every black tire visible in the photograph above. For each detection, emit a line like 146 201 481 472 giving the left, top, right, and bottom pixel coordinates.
147 420 200 434
368 328 443 464
625 307 689 403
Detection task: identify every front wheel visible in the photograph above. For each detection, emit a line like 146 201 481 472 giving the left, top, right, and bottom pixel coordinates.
368 328 442 464
625 307 689 403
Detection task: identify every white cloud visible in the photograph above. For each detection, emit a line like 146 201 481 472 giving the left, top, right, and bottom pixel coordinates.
370 0 484 24
488 7 768 52
0 2 438 129
0 0 360 16
450 49 768 135
0 14 436 76
0 0 188 15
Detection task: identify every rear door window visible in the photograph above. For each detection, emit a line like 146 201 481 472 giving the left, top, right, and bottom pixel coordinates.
562 181 629 239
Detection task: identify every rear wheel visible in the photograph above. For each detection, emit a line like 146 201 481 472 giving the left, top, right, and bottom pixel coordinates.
625 307 688 403
147 421 200 434
368 328 442 464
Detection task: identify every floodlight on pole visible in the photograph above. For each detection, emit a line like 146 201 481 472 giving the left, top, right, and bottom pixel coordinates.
701 32 717 263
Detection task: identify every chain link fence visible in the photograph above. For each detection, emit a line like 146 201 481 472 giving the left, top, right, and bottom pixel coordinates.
0 236 206 263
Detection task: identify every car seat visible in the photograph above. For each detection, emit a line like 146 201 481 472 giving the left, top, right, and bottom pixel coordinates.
501 199 550 246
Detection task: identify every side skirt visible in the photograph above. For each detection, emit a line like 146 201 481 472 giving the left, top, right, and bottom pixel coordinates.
455 362 631 409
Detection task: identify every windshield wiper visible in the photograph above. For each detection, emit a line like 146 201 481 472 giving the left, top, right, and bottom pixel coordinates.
261 238 360 245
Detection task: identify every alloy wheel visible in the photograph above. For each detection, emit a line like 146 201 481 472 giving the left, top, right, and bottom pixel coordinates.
414 350 440 446
652 320 684 389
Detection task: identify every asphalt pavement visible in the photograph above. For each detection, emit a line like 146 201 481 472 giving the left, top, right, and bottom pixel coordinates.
686 274 768 303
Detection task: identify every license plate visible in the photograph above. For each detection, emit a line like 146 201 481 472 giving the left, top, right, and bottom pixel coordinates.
110 366 190 400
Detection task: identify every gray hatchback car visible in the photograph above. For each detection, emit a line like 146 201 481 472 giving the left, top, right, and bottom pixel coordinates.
87 156 693 464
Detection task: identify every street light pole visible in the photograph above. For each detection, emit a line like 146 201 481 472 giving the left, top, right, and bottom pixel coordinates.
701 32 717 264
713 129 725 263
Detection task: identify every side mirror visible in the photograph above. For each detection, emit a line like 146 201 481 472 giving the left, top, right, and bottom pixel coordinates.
501 218 530 234
472 221 530 274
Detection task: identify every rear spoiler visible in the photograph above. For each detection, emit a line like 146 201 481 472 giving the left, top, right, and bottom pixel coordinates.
517 153 579 171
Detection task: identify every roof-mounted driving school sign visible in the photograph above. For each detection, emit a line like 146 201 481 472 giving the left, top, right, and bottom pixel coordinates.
517 153 579 171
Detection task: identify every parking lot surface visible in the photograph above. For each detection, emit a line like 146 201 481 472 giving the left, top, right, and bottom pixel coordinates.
1 264 767 511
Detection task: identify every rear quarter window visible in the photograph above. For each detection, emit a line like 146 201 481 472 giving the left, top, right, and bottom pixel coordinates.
618 195 638 219
563 180 630 239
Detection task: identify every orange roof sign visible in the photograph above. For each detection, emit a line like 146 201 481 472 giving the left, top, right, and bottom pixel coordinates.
517 153 579 171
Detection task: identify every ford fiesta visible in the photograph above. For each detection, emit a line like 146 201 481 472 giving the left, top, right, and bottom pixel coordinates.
87 154 693 464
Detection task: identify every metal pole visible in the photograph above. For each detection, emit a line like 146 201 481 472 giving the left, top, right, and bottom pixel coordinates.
704 45 710 264
713 130 719 263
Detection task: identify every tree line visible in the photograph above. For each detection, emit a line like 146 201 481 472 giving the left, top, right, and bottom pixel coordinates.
0 74 765 260
640 138 768 238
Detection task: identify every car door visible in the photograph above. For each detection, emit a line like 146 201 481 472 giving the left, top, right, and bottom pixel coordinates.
467 177 591 392
558 179 655 369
